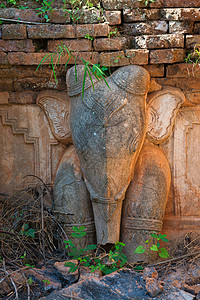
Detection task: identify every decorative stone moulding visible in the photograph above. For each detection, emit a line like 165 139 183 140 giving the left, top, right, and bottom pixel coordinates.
36 65 185 261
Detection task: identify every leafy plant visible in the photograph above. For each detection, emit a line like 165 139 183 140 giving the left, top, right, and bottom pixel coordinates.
108 27 118 38
134 233 170 259
84 34 94 41
36 43 110 99
64 226 127 275
20 223 36 238
138 0 155 6
185 44 200 65
35 0 55 22
27 277 34 285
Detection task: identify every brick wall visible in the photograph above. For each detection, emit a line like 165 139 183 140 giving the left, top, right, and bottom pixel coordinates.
0 0 200 104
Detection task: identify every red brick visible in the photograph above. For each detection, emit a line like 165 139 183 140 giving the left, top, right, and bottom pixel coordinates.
7 52 99 65
48 9 71 23
94 37 127 51
123 9 162 22
76 24 110 38
186 35 200 49
104 11 121 25
166 63 200 78
73 9 103 24
48 39 92 52
0 79 13 91
169 21 194 34
2 24 27 39
0 40 35 52
99 49 149 66
156 77 200 90
122 21 168 35
27 25 76 39
143 64 164 77
132 34 184 49
9 91 36 104
0 52 8 65
150 0 200 8
102 0 146 10
161 8 200 22
150 49 185 64
194 23 200 34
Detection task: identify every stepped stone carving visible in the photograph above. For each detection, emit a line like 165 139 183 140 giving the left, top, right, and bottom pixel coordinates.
0 105 64 193
37 65 185 261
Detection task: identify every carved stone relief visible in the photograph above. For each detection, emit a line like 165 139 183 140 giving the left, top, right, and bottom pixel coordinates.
0 105 65 193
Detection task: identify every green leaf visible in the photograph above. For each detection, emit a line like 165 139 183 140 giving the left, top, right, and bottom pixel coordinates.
134 246 145 254
150 233 158 238
65 261 78 273
157 242 160 248
134 265 144 271
27 277 34 285
161 237 169 243
150 245 159 252
159 248 170 258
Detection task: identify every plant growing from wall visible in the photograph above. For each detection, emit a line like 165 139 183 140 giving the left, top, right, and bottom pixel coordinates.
185 44 200 65
137 0 155 6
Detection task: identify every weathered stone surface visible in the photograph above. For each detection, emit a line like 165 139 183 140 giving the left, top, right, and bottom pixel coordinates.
104 11 121 25
143 267 158 281
53 145 96 247
150 49 185 64
102 0 146 10
121 141 171 262
72 8 104 24
122 21 168 35
0 40 35 52
147 87 185 143
99 49 149 66
0 105 64 193
94 37 127 51
48 9 71 23
2 24 27 39
167 63 200 78
0 8 41 22
169 21 194 33
9 91 36 104
27 25 76 39
123 9 162 22
143 64 164 77
54 260 79 283
156 77 200 90
194 23 200 33
0 52 8 65
76 23 109 37
186 35 200 48
0 92 9 104
149 0 200 8
173 107 200 216
132 33 184 49
145 278 163 297
67 65 150 244
185 90 200 105
47 39 92 52
149 78 162 93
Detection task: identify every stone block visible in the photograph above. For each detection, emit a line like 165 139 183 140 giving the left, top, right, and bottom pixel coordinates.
0 52 8 65
72 8 103 24
150 49 185 64
48 8 71 23
123 9 162 22
149 78 162 93
76 23 109 38
186 35 200 49
122 21 168 35
0 79 13 91
2 24 27 39
132 33 184 49
104 11 121 25
161 8 200 21
47 39 92 52
14 8 41 22
27 24 76 39
0 8 15 19
156 77 200 90
185 90 200 105
0 40 35 52
94 37 127 51
9 91 36 104
99 49 149 66
0 92 9 104
194 23 200 34
167 63 200 78
149 0 200 8
143 64 164 77
169 21 194 34
102 0 146 10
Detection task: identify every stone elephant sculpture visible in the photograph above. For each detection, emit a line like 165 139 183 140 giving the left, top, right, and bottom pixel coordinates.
37 65 185 262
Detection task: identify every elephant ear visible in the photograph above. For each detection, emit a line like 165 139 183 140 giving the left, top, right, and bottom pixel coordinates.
146 87 185 144
37 90 72 144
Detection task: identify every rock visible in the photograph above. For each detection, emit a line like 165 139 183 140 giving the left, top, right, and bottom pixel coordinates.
80 266 102 281
54 260 79 284
145 277 163 298
143 267 158 281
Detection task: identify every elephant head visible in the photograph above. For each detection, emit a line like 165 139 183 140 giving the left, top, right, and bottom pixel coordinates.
37 65 185 247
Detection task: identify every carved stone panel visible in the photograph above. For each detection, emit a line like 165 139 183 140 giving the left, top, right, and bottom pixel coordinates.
173 107 200 217
0 105 65 193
